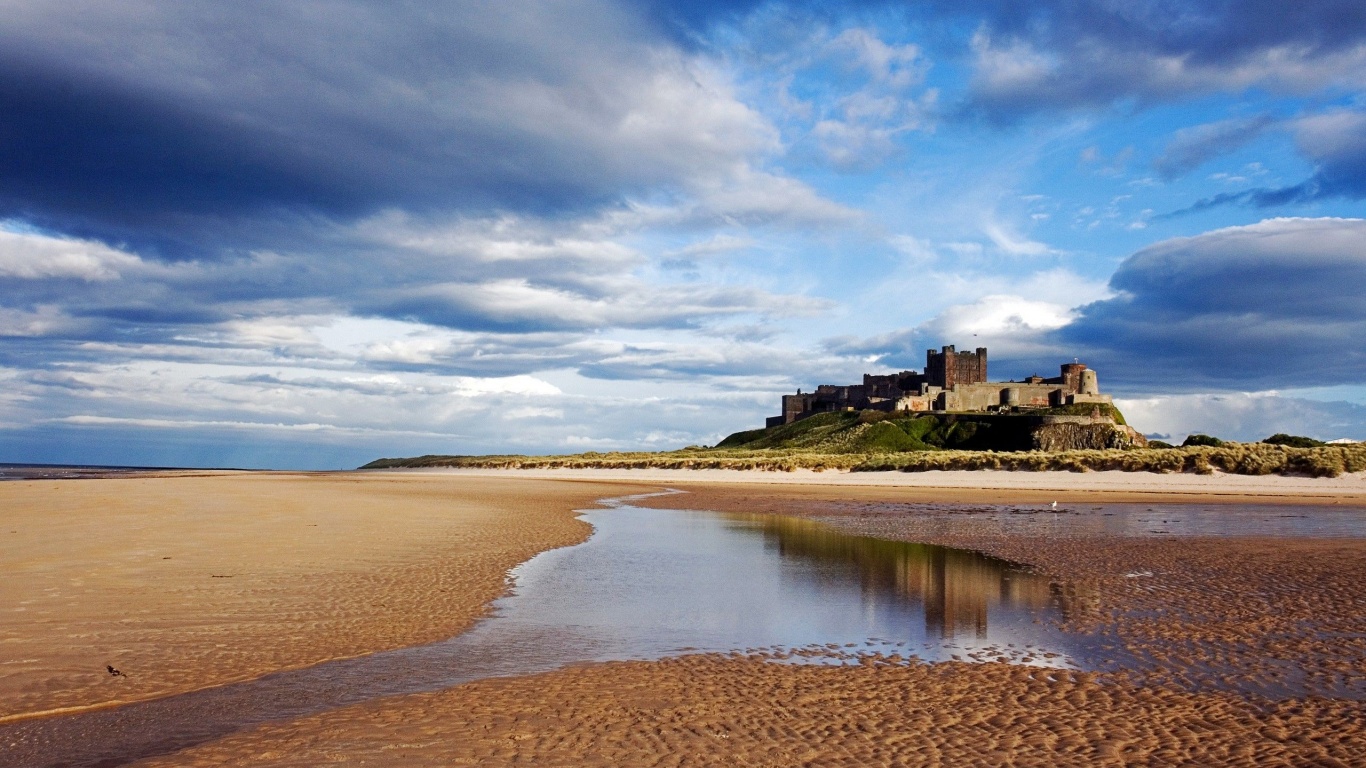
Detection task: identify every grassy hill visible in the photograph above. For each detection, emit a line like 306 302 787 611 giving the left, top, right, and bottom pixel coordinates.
715 407 1130 453
362 405 1365 478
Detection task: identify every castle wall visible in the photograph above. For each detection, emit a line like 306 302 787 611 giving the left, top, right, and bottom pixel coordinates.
1065 393 1112 406
863 371 926 399
938 382 1064 411
770 348 1108 425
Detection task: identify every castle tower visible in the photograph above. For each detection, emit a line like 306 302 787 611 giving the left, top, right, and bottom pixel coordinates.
1059 363 1087 394
926 345 988 389
1080 369 1099 395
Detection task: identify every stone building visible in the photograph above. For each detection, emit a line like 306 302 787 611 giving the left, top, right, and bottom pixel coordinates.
768 345 1112 427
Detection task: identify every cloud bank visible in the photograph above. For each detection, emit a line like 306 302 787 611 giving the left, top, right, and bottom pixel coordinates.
1061 217 1366 390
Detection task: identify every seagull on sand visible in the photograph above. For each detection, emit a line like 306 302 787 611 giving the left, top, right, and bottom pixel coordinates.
1050 501 1058 509
107 665 125 677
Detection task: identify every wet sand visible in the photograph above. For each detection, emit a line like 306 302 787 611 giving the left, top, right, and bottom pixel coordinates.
397 466 1366 506
142 656 1365 767
7 469 1366 765
0 472 636 721
638 484 1366 699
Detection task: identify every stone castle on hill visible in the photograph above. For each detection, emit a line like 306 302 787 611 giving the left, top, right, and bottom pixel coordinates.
768 346 1113 428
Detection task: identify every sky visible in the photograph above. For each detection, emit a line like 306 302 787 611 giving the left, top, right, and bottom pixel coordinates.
2 0 1365 469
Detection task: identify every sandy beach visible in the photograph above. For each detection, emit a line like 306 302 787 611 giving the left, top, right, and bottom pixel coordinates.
140 656 1365 767
391 465 1366 505
4 467 1365 766
0 472 637 722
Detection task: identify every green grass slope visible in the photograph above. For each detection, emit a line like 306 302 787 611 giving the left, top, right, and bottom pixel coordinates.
714 407 1124 453
360 441 1366 477
360 404 1366 477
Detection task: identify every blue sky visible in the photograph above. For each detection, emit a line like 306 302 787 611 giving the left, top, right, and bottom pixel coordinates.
2 0 1365 468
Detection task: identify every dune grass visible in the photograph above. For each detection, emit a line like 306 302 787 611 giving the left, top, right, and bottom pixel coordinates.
362 440 1366 478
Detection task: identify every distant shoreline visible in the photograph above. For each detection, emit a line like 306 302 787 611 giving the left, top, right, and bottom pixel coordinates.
363 439 1366 480
367 466 1366 506
0 463 259 481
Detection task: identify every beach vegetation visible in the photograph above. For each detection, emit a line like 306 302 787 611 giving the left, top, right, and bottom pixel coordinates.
363 439 1366 478
1262 433 1327 448
362 403 1366 478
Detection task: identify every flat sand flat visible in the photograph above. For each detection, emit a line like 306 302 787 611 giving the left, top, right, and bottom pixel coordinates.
5 469 1364 766
0 472 638 721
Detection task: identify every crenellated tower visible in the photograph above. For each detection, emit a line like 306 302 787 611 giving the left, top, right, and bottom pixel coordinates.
925 345 987 389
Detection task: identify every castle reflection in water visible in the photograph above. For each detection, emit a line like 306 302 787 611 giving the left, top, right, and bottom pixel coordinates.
731 514 1094 639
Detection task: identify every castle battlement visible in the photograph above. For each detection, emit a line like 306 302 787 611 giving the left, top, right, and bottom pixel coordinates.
767 346 1111 428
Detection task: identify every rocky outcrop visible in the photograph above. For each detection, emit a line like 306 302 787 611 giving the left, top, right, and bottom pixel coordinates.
1031 422 1148 452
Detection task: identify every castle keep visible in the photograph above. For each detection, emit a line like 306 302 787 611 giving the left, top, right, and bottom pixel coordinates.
768 346 1112 428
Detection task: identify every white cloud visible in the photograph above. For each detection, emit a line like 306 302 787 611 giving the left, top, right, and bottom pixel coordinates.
970 30 1058 94
54 414 450 436
378 276 832 332
0 227 144 281
352 211 642 271
981 219 1056 256
662 234 756 260
1116 391 1366 443
449 375 560 397
932 295 1074 336
889 234 938 264
722 20 938 172
829 28 926 88
902 294 1078 361
0 305 85 337
671 165 861 227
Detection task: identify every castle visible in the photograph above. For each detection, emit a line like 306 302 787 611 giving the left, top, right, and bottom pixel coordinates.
768 346 1113 428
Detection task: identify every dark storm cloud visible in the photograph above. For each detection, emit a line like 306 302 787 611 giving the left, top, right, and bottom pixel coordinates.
5 0 1361 249
957 0 1366 119
1058 217 1366 391
1291 110 1366 200
0 0 865 365
0 1 776 255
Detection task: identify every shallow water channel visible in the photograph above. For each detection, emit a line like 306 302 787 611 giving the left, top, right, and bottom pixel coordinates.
6 494 1093 767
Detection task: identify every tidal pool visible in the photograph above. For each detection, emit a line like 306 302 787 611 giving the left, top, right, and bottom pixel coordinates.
474 493 1084 662
825 499 1366 538
2 494 1093 767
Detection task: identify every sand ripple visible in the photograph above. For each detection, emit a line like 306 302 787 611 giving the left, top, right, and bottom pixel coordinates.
142 655 1365 767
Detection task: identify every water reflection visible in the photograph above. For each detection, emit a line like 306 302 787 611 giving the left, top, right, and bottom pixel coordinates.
727 514 1057 639
0 498 1092 768
825 500 1366 539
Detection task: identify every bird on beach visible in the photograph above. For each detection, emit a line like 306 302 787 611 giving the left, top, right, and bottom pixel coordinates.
1050 501 1058 509
107 665 125 677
